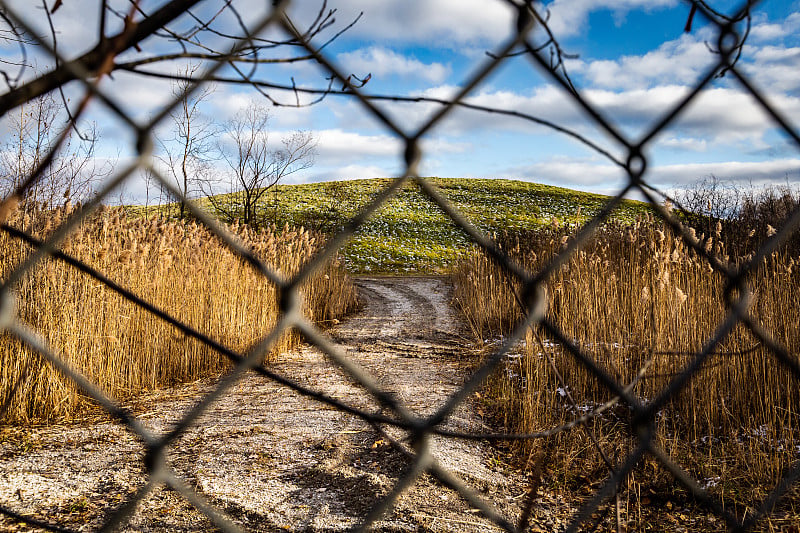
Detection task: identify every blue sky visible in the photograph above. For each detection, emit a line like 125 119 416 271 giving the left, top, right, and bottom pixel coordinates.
1 0 799 202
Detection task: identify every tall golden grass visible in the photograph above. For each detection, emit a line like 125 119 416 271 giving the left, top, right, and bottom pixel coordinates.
453 217 800 522
0 203 358 424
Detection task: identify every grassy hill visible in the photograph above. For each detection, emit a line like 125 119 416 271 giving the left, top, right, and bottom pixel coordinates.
252 177 650 273
140 177 651 273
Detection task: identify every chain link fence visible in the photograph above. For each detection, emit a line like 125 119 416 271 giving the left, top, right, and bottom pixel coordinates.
0 0 798 531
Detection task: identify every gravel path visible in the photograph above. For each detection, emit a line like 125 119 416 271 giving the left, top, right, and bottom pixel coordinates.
0 276 567 532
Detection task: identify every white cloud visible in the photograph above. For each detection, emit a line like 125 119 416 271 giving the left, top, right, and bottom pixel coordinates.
99 71 176 122
575 86 800 148
660 137 708 152
576 32 716 90
314 81 795 167
564 11 800 95
1 0 102 57
648 159 800 189
6 0 798 201
511 157 800 194
421 136 470 154
301 128 470 181
750 12 800 42
304 164 393 182
542 0 677 38
511 158 626 191
741 46 800 94
93 74 800 193
288 0 516 48
209 91 265 120
0 0 247 65
423 85 589 139
315 129 402 160
750 23 789 42
751 46 800 63
313 128 467 160
414 83 796 151
662 88 800 146
337 47 451 84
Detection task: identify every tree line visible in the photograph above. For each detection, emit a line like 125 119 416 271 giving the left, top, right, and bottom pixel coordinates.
1 71 317 228
0 0 344 228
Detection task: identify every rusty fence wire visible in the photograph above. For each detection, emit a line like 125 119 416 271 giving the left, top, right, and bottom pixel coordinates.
0 0 799 531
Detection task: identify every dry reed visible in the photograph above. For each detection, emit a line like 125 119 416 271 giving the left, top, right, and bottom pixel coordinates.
0 203 358 424
453 217 800 525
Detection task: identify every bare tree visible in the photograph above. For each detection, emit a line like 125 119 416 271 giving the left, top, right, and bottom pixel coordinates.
0 91 112 209
205 101 316 226
675 175 742 244
0 1 363 113
156 65 217 219
0 1 361 214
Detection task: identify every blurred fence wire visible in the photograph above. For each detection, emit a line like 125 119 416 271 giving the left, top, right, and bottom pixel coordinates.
1 0 799 531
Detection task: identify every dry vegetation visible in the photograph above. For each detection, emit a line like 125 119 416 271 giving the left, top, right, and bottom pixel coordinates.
453 213 800 527
0 203 358 424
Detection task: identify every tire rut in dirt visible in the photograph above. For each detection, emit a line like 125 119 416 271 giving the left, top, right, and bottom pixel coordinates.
344 277 465 353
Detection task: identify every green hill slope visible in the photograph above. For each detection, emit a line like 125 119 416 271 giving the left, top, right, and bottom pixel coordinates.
258 178 649 273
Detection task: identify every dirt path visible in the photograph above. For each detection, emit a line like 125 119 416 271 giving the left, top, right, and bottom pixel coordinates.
0 276 558 531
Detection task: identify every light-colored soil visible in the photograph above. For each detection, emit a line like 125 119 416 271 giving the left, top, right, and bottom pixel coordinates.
0 276 571 532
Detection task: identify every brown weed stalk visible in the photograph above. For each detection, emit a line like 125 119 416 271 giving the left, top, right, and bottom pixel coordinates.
0 204 358 424
453 218 800 524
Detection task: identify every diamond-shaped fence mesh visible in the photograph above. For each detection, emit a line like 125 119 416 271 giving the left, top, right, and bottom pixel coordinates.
0 0 799 531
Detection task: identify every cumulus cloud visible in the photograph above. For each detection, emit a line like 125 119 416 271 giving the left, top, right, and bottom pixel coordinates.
565 16 800 96
1 0 251 65
313 128 467 160
555 85 800 148
660 137 708 152
567 12 800 95
542 0 678 38
208 91 273 122
421 85 589 139
575 33 717 90
288 0 516 48
655 88 800 146
92 75 800 195
645 159 800 188
741 46 800 95
315 129 402 160
1 0 102 56
511 157 800 195
505 155 628 192
300 128 471 181
750 12 800 43
99 72 176 122
406 83 795 153
302 164 393 182
337 47 451 84
750 23 790 43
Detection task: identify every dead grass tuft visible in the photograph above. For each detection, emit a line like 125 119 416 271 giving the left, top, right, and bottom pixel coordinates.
0 204 358 424
453 219 800 528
